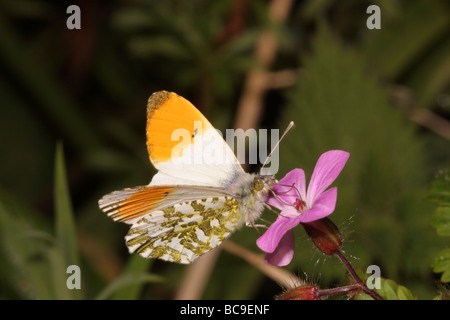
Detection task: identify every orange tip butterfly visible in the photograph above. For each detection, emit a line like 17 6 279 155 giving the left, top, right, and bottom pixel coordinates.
98 91 290 264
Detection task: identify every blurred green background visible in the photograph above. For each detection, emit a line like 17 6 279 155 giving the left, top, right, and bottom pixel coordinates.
0 0 449 300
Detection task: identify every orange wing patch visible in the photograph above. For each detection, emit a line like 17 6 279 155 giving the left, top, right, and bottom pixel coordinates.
146 91 214 164
100 186 175 222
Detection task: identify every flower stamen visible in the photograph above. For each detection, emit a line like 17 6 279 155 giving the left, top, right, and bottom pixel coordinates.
271 182 306 213
293 198 307 212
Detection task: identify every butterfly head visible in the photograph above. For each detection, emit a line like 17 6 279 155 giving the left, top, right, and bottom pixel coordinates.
236 174 276 226
252 174 276 193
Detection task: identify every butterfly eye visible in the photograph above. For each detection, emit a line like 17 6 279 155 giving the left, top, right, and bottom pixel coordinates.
252 179 264 191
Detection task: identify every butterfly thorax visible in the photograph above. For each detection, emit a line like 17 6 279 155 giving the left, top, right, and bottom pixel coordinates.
230 173 276 227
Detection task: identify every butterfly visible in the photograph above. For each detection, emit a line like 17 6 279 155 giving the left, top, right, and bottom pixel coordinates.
98 91 279 264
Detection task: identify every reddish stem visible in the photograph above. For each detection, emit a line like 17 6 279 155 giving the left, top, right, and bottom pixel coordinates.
335 250 384 300
318 284 361 298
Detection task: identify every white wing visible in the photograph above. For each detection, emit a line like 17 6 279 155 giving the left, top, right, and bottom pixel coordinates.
150 127 244 187
125 194 244 264
145 91 245 188
99 184 246 264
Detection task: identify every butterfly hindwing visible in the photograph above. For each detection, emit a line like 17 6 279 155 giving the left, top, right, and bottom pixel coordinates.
99 185 248 263
125 195 244 263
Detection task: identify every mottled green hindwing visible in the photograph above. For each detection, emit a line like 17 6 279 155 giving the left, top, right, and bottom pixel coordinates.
125 196 242 263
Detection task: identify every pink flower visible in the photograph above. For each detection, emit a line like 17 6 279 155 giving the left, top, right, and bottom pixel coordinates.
256 150 350 266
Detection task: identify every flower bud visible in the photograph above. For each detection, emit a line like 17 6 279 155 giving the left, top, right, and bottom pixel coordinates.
275 285 320 300
302 218 342 255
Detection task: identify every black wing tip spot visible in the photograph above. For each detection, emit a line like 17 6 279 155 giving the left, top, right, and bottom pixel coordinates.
147 91 175 113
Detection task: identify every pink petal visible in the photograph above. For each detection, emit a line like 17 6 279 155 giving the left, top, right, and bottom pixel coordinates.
306 150 349 205
264 230 295 266
266 194 287 210
267 168 306 210
298 187 337 223
256 214 300 253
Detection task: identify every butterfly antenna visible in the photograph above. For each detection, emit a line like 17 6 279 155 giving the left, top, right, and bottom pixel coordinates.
261 121 294 170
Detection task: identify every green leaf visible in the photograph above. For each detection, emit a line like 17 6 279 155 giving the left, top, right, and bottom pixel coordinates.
54 142 79 267
0 200 54 299
46 245 74 300
429 171 450 283
95 272 164 300
428 170 450 236
432 207 450 236
397 285 415 300
428 170 450 207
366 278 416 300
110 255 153 300
54 143 83 299
431 248 450 283
380 279 398 300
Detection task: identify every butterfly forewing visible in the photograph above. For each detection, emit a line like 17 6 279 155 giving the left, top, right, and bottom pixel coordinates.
125 195 243 263
146 91 244 188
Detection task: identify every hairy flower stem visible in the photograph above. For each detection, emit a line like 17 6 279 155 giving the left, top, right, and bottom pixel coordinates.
335 250 384 300
318 284 361 298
